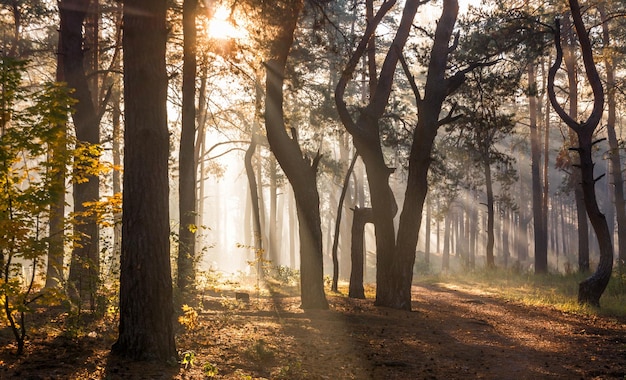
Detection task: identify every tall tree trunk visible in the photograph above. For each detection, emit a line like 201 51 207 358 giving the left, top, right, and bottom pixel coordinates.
332 153 358 292
563 15 590 273
245 138 263 274
548 0 612 306
263 0 327 309
528 62 547 273
177 0 198 293
599 4 626 270
269 156 278 263
390 0 460 308
484 155 495 268
46 37 67 289
59 0 101 307
425 195 431 266
112 0 176 360
442 209 451 271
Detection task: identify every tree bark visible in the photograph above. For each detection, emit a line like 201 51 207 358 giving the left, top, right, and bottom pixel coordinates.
332 153 358 292
484 156 495 268
177 0 198 293
263 0 327 309
528 62 547 273
46 36 67 289
349 206 372 299
548 0 612 306
59 0 100 307
112 0 176 360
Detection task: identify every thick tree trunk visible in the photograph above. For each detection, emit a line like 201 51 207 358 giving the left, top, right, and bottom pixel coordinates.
177 0 198 293
111 0 176 361
389 0 459 309
59 0 100 307
263 0 327 309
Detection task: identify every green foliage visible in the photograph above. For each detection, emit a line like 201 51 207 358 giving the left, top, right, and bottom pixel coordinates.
0 56 76 355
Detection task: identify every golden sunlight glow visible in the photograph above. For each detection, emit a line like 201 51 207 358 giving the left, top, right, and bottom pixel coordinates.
207 6 246 40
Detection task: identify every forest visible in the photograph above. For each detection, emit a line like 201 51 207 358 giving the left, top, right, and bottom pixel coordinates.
1 0 626 378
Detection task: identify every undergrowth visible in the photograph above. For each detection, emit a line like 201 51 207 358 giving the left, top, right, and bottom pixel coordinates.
416 268 626 318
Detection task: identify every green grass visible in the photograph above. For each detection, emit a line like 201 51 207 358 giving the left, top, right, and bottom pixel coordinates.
414 268 626 318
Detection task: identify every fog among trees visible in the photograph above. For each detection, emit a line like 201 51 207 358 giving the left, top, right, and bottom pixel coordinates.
1 0 626 376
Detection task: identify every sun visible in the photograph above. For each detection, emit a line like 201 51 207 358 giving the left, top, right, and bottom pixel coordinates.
206 6 246 40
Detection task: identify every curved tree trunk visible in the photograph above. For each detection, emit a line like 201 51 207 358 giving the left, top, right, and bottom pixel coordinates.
244 138 263 275
112 0 176 360
263 0 327 309
548 0 612 307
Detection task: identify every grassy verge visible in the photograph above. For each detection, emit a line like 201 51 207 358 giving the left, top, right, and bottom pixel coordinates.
414 268 626 318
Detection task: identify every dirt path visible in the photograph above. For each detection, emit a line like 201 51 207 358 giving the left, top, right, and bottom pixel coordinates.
2 284 626 379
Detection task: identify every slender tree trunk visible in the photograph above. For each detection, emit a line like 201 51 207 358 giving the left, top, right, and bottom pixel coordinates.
442 209 451 271
528 62 547 273
332 153 358 292
548 1 612 306
484 156 495 268
177 0 198 292
46 37 67 289
599 4 626 270
562 15 590 273
245 138 263 274
112 0 176 360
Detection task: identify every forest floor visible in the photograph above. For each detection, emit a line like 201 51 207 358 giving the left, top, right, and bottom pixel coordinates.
1 281 626 379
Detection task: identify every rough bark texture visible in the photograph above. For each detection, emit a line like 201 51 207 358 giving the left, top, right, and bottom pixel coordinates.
111 0 176 361
263 0 327 309
349 207 372 299
177 0 198 293
59 0 100 307
548 0 612 307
